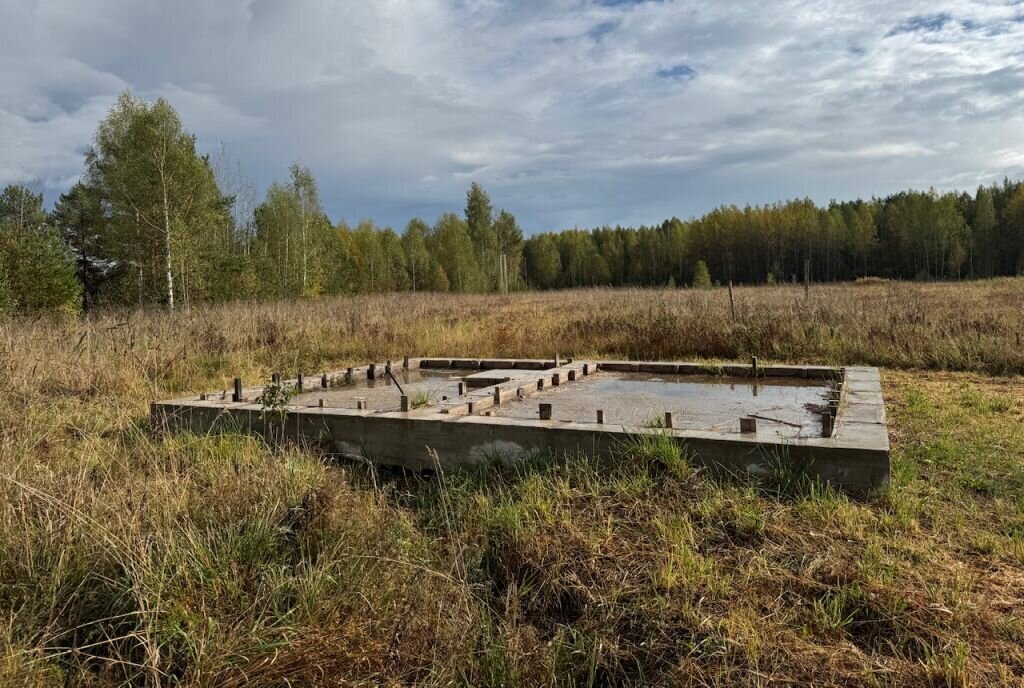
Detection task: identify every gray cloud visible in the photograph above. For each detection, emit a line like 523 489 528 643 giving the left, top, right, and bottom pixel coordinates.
1 0 1023 231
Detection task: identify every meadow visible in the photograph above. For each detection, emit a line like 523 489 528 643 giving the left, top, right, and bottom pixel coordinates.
1 279 1023 686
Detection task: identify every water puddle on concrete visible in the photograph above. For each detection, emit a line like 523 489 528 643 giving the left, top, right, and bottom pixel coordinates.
495 372 831 438
291 369 463 412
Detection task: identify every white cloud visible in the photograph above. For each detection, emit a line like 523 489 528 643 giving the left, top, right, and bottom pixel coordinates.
0 0 1022 229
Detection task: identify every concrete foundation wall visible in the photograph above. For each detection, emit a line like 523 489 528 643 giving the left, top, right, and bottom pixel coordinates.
152 362 889 494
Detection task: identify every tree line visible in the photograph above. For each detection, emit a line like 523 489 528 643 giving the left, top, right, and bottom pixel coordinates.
2 91 1023 316
522 185 1024 289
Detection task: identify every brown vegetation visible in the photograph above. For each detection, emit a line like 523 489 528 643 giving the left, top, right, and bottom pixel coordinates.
1 279 1023 686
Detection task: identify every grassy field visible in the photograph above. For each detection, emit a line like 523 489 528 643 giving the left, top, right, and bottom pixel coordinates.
1 280 1022 686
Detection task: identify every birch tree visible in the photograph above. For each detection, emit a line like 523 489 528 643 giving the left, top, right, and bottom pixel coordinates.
85 92 229 308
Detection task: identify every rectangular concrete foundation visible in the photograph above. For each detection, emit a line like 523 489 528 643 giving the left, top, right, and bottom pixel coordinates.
151 357 890 493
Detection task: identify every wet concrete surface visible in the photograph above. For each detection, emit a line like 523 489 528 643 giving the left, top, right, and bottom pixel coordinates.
291 369 463 412
493 372 831 438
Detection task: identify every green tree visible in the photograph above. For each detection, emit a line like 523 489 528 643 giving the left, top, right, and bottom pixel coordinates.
972 187 997 277
428 263 450 292
523 234 561 289
0 184 81 315
0 271 13 315
379 228 409 292
465 182 498 288
692 259 712 288
85 91 231 308
493 209 524 292
351 220 385 293
323 222 360 295
1006 187 1024 274
252 164 334 297
0 184 47 229
429 213 483 292
51 182 111 308
402 218 432 292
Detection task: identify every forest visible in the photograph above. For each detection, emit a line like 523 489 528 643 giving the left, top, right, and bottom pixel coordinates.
2 91 1023 315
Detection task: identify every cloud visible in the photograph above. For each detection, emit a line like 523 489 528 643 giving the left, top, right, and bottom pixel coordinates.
0 0 1023 231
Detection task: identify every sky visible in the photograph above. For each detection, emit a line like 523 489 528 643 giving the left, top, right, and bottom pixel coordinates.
2 0 1024 233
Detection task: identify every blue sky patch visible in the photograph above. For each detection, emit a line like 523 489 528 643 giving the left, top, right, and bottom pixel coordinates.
588 21 619 41
886 13 952 37
656 64 696 80
595 0 658 6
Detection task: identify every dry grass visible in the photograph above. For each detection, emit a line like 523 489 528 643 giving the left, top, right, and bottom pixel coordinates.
1 279 1023 686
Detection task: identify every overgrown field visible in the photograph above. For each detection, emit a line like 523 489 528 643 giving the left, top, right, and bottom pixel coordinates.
1 280 1023 686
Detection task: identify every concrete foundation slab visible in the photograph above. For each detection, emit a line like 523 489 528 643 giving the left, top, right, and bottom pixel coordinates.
152 357 890 494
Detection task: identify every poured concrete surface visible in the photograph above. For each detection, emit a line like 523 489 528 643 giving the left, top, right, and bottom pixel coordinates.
152 358 890 493
461 369 535 388
493 372 831 439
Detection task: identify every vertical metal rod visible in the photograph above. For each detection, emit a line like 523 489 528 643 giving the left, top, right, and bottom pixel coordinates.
539 403 552 420
664 412 673 429
596 409 604 424
232 377 242 402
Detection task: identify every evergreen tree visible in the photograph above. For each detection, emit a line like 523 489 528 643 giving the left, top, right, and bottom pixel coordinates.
0 184 81 315
692 260 712 288
429 263 450 292
51 182 115 308
972 187 997 277
1006 187 1024 275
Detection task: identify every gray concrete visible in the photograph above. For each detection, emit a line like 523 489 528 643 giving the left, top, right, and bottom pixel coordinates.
151 358 890 494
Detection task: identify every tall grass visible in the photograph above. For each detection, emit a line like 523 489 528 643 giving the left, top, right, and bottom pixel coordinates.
1 280 1022 685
